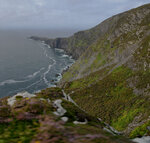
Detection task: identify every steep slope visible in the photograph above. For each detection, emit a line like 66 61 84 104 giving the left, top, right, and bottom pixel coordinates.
31 3 150 139
61 4 150 138
61 3 150 82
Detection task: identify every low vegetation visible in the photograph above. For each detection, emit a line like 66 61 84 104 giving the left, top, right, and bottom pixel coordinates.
0 87 132 143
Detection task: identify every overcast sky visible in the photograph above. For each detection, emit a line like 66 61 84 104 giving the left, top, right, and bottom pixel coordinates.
0 0 149 30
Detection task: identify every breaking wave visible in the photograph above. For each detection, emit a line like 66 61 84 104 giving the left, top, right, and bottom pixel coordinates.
0 39 74 97
0 67 45 87
26 67 45 78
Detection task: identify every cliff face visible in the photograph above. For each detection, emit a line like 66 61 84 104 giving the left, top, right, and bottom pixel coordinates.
30 3 150 140
61 4 150 82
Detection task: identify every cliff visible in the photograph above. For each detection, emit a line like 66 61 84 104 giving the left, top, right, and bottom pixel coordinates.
5 3 150 142
61 3 150 138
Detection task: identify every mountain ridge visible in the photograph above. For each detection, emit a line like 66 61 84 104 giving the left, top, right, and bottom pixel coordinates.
31 3 150 61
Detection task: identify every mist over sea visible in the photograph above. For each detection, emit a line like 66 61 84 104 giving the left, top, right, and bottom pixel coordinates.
0 29 76 97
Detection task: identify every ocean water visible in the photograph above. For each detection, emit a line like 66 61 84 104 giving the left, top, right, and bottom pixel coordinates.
0 29 75 98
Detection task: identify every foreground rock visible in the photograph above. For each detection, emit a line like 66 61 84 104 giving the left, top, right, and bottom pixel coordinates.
133 136 150 143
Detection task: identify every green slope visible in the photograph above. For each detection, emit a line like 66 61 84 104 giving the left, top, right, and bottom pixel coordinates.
60 3 150 138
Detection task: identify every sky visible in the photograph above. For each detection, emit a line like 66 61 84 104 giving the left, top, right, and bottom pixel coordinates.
0 0 149 30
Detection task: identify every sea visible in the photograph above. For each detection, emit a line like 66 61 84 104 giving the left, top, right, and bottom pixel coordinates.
0 29 76 98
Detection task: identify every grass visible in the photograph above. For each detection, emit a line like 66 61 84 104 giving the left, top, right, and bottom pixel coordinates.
64 60 150 136
63 28 150 136
65 65 134 120
130 120 150 138
62 99 99 124
112 109 140 131
65 64 115 92
0 120 39 143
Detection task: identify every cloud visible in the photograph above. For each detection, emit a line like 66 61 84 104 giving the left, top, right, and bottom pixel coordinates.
0 0 149 29
33 0 44 6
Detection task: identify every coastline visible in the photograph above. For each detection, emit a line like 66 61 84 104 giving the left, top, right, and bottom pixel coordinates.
0 37 75 98
30 37 75 86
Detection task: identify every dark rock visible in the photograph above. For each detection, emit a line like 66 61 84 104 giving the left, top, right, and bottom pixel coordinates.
55 73 61 77
51 79 55 82
147 126 150 131
111 45 114 48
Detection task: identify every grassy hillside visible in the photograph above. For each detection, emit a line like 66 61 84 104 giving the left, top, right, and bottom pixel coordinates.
59 3 150 138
